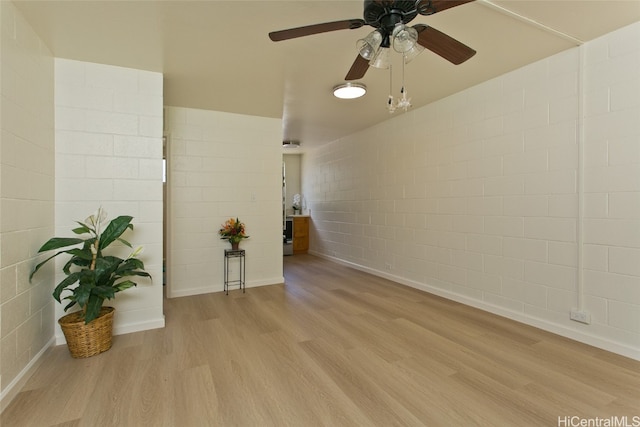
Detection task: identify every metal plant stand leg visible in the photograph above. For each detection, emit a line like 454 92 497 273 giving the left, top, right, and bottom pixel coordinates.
224 249 245 295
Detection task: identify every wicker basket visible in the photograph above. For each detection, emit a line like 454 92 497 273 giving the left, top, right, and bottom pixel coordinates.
58 307 115 358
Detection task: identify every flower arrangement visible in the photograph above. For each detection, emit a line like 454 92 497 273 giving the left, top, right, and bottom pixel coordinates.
218 217 249 244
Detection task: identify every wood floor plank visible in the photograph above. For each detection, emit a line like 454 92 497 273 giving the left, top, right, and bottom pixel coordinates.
2 254 639 426
175 364 220 426
299 337 425 426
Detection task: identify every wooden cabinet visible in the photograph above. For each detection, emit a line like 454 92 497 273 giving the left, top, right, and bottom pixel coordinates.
292 216 309 254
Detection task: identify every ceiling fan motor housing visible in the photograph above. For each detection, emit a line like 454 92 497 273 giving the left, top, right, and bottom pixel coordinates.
363 1 420 30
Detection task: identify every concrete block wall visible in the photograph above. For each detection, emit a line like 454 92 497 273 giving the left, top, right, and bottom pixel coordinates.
581 23 640 348
164 107 283 298
0 0 55 405
54 58 165 340
304 22 640 359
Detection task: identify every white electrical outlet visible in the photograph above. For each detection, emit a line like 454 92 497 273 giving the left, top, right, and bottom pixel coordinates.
570 309 591 324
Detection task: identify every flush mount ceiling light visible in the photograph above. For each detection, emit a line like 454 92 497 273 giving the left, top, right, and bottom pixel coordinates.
333 82 367 99
282 140 301 148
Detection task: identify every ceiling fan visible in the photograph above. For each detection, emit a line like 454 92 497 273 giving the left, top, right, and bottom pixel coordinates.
269 0 477 81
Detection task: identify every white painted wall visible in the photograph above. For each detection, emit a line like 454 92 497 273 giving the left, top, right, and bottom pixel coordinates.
303 22 640 359
164 107 283 297
54 59 165 340
581 23 640 352
0 1 55 406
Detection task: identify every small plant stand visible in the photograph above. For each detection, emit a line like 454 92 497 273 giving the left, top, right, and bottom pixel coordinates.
224 249 246 295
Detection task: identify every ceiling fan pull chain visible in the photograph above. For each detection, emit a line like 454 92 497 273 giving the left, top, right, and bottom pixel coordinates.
397 54 412 111
387 64 397 113
388 95 396 113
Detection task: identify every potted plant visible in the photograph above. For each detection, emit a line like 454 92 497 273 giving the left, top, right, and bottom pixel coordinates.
30 207 151 358
218 217 249 250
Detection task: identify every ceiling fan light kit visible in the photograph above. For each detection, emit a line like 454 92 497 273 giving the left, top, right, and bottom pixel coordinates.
269 0 476 110
392 24 419 53
402 42 425 64
357 30 383 60
369 46 391 69
333 83 367 99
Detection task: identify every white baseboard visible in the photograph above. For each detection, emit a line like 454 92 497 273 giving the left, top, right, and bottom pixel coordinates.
311 251 640 361
1 336 56 414
54 315 166 345
112 316 166 338
167 277 284 298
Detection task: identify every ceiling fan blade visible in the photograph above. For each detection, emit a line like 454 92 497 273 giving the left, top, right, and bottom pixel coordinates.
269 19 366 42
417 0 475 15
345 55 370 81
414 24 476 65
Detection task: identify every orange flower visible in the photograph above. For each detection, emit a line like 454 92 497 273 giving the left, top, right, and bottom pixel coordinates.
218 217 249 243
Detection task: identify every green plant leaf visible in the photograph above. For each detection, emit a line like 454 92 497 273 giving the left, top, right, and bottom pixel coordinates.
63 299 76 312
30 252 61 281
37 237 84 253
125 271 152 279
72 222 92 235
31 247 89 282
92 285 116 300
62 250 93 275
52 271 81 303
67 247 94 261
92 256 122 289
117 237 132 248
74 270 97 309
114 280 137 292
112 258 151 283
115 257 144 273
99 216 133 250
84 295 104 324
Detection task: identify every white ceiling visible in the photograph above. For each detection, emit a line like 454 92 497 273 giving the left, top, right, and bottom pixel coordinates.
14 0 640 151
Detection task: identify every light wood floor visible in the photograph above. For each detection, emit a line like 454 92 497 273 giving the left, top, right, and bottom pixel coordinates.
3 254 639 426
